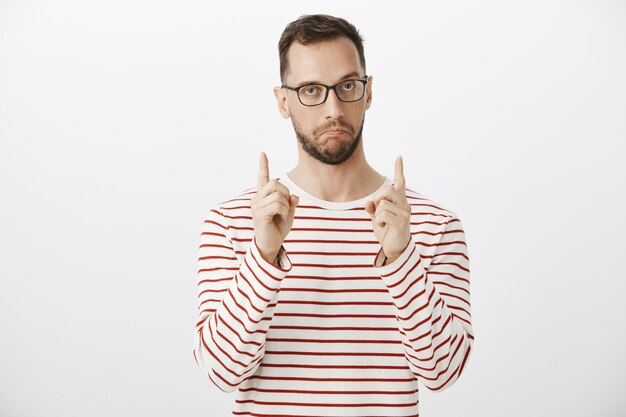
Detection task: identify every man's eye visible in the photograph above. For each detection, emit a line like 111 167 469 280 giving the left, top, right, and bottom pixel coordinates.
341 81 356 90
302 86 321 95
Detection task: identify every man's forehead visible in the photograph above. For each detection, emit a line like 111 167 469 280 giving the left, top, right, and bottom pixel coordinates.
286 37 363 83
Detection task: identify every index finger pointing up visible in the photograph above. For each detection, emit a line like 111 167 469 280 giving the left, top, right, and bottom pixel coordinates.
258 151 270 190
394 155 406 195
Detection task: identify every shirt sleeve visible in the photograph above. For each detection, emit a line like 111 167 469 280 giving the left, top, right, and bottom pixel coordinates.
192 205 292 393
373 213 474 392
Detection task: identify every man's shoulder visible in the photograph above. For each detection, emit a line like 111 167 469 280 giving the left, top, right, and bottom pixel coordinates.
203 185 256 221
216 185 256 208
404 187 460 222
404 188 466 259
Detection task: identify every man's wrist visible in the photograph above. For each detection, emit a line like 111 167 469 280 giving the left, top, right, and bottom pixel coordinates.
382 235 411 265
259 246 280 265
383 255 398 266
273 246 285 268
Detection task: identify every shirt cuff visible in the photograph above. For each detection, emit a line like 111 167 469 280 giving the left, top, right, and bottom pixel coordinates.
373 234 416 273
251 235 293 276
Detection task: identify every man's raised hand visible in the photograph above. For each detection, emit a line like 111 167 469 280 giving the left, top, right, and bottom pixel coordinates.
251 151 299 264
364 155 412 263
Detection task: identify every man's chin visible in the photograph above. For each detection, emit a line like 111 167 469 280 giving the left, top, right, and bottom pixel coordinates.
320 135 347 147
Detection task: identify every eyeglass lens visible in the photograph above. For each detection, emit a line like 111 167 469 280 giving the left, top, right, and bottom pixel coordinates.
299 80 365 106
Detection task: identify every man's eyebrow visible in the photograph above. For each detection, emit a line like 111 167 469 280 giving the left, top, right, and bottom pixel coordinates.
295 71 362 87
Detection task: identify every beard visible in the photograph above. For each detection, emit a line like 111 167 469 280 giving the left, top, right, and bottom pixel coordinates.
292 114 365 165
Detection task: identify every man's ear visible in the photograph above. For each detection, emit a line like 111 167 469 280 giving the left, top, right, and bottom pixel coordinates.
365 75 373 110
273 86 290 119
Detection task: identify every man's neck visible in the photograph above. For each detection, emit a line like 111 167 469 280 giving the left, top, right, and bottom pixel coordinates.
287 150 385 203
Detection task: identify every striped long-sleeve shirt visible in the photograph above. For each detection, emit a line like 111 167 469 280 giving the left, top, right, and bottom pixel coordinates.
192 172 474 416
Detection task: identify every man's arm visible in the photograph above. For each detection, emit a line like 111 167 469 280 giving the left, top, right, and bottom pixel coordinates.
373 213 474 392
192 205 291 393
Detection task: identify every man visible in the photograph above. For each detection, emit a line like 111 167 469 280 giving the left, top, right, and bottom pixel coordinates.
193 14 474 416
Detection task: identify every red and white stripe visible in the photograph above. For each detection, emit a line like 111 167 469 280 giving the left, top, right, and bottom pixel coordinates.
193 174 474 416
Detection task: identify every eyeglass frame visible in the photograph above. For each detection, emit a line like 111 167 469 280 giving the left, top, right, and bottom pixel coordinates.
281 75 369 107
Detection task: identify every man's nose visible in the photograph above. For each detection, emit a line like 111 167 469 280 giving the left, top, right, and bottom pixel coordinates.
323 88 345 119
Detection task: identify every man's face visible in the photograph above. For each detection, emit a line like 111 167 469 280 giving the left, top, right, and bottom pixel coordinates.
275 36 372 165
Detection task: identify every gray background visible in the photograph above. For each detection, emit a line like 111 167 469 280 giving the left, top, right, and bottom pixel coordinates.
1 0 625 416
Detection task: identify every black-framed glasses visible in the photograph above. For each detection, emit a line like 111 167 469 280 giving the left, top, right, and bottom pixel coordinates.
281 76 368 106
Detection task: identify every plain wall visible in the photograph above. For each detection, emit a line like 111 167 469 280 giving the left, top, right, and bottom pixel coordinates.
1 0 625 416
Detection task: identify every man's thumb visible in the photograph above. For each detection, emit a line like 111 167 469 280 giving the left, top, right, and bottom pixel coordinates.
289 194 300 212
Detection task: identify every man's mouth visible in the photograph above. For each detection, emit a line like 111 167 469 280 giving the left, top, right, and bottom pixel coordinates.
322 129 348 136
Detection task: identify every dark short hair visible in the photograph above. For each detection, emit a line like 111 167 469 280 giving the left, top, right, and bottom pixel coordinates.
278 14 366 83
